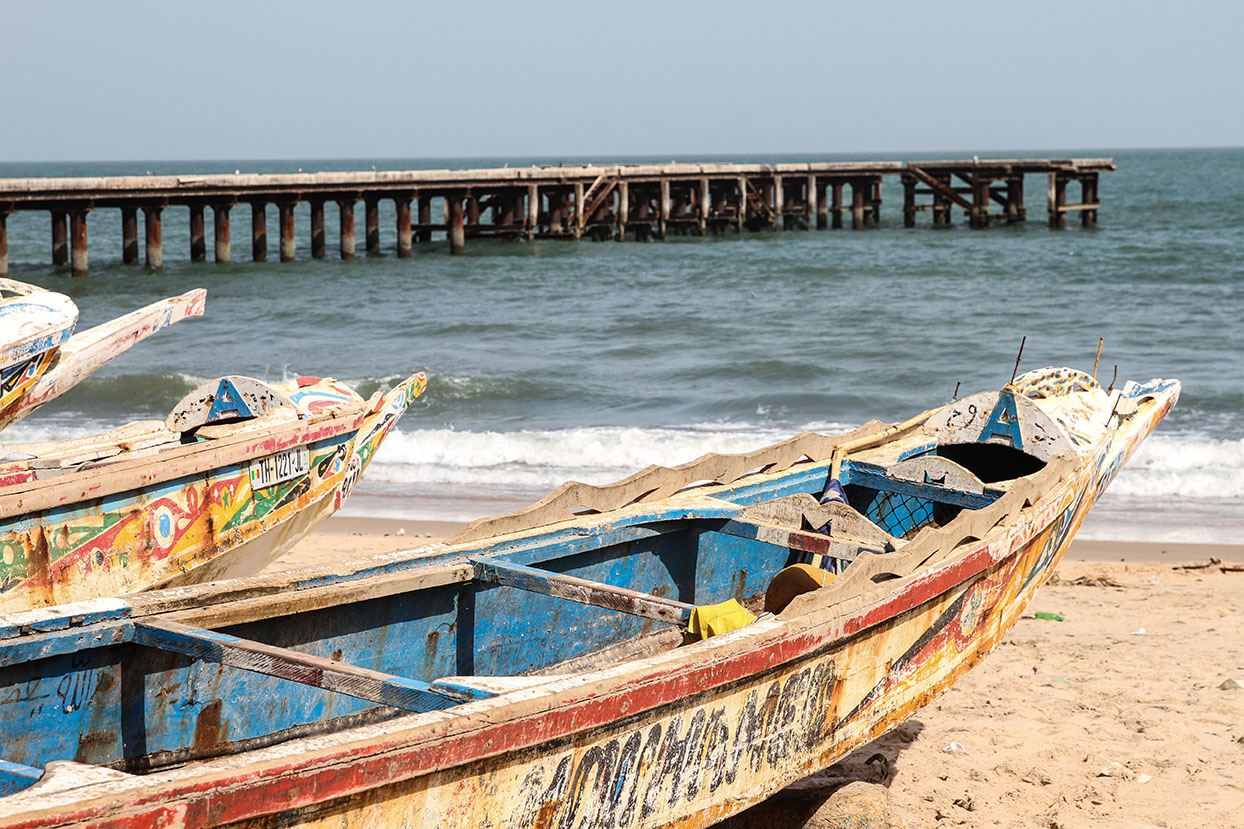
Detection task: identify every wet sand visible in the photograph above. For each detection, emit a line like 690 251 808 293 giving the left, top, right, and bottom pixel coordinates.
270 523 1244 827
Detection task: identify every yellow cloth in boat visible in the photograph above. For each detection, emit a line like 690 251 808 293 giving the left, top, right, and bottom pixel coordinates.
688 599 757 639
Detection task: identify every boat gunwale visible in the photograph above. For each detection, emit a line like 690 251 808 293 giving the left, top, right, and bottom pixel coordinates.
0 407 367 516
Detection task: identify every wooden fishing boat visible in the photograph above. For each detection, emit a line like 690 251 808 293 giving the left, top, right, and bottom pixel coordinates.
0 279 206 431
0 371 425 612
0 366 1177 827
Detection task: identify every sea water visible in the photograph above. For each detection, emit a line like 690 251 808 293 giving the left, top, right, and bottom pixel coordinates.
1 148 1239 542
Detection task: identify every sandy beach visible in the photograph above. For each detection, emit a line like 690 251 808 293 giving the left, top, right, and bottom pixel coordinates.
269 521 1244 827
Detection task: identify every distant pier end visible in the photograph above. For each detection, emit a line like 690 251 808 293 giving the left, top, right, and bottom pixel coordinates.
0 158 1113 275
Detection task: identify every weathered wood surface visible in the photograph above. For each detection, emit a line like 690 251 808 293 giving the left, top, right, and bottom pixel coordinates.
0 368 1180 829
0 373 426 611
0 288 205 431
473 556 695 625
134 618 462 713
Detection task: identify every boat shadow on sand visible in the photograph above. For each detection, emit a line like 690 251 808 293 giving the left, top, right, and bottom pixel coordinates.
718 720 925 828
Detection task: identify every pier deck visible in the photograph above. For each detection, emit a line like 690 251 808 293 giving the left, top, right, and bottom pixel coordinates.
0 158 1114 275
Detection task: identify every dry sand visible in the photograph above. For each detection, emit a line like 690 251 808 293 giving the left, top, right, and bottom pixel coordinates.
272 523 1244 827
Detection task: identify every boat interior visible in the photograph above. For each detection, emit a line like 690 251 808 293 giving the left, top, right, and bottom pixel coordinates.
0 385 1081 794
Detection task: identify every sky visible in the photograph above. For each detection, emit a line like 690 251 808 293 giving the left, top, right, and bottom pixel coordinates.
1 0 1241 162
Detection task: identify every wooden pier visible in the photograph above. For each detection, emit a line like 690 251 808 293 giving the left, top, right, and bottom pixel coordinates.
0 158 1113 275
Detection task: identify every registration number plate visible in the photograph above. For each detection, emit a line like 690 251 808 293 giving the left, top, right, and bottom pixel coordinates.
250 446 309 490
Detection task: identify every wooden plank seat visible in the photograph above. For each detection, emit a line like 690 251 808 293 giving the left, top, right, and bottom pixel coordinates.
840 458 999 510
133 619 469 714
471 556 694 626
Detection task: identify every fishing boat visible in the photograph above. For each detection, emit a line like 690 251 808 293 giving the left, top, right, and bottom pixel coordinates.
0 366 1176 828
0 279 206 431
0 371 425 612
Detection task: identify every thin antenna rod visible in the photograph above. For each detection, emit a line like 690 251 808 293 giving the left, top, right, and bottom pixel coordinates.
1092 337 1104 381
1107 364 1118 394
952 381 961 401
1009 336 1026 385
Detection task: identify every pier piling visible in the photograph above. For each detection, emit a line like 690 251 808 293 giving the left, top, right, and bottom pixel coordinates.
69 210 89 276
51 211 68 267
189 205 206 262
121 208 138 264
143 207 163 269
251 203 267 261
279 203 296 262
364 199 380 255
448 196 465 255
310 201 326 259
338 200 355 259
213 205 231 263
395 198 412 258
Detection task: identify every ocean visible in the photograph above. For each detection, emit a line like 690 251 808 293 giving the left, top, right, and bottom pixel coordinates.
1 149 1240 543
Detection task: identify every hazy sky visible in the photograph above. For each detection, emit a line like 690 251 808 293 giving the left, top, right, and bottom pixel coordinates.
1 0 1240 161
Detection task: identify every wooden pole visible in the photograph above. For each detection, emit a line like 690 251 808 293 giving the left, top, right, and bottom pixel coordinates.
121 207 139 264
617 181 628 240
1006 177 1025 223
574 181 584 240
338 200 356 259
279 202 296 261
831 182 843 229
735 176 746 233
805 174 817 231
1048 173 1067 230
51 211 68 266
526 184 538 241
251 202 267 261
902 175 916 228
418 196 431 243
699 177 710 236
448 196 465 255
365 199 380 254
1081 173 1098 228
143 206 163 269
309 200 325 259
69 209 89 276
851 180 865 230
213 204 231 263
970 175 989 229
466 194 480 238
395 198 412 258
189 204 206 262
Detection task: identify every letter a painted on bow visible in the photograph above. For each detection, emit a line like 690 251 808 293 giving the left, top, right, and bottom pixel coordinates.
978 391 1023 448
206 378 254 423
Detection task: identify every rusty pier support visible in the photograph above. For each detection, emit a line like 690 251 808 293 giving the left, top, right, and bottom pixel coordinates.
309 201 326 259
50 211 68 267
144 207 163 269
338 200 356 259
121 208 139 264
189 205 206 262
278 203 296 261
395 197 412 258
364 199 380 255
448 196 465 255
417 196 431 244
69 210 89 275
251 203 267 261
213 205 231 263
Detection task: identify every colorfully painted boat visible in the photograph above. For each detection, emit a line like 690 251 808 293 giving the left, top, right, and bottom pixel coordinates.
0 366 1176 827
0 279 207 431
0 371 425 612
